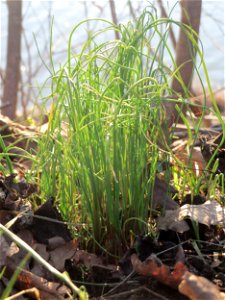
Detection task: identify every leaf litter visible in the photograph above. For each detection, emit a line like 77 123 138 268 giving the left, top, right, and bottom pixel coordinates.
157 200 225 233
1 116 225 299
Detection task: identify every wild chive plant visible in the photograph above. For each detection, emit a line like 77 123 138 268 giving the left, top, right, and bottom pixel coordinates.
34 6 223 255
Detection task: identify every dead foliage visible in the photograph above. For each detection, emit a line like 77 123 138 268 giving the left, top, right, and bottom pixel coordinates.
157 200 225 233
0 110 225 299
131 253 187 289
179 272 225 300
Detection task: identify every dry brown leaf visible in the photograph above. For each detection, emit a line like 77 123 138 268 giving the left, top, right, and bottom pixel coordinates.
31 244 50 278
0 113 38 161
6 242 20 257
153 177 179 210
0 235 10 267
46 236 66 251
157 200 225 233
31 198 72 243
179 271 225 300
17 229 34 246
49 239 79 271
72 249 103 269
6 240 31 271
174 146 206 176
131 253 187 289
0 209 13 225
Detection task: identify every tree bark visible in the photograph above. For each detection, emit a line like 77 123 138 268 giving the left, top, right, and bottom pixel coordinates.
2 0 22 119
172 0 202 96
109 0 120 40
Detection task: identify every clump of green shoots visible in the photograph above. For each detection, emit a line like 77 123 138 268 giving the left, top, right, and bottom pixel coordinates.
35 6 213 256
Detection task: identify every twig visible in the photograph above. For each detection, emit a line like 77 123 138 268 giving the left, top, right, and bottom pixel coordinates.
4 288 40 300
104 286 143 299
103 270 136 297
104 285 170 300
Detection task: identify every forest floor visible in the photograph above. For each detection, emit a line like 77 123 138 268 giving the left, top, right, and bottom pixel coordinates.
0 94 225 300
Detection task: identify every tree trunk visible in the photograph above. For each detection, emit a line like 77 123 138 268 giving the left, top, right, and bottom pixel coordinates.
109 0 120 40
171 0 202 118
172 0 202 95
2 0 22 119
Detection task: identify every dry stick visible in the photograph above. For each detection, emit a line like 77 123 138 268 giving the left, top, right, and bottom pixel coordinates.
0 223 85 299
103 270 136 297
106 286 170 300
157 0 176 49
4 288 41 300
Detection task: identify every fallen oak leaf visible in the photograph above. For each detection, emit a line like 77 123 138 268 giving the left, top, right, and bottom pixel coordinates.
71 249 103 268
179 271 225 300
131 254 187 288
157 200 225 233
46 236 66 251
30 197 72 243
49 239 79 272
152 177 179 210
173 146 206 176
31 243 50 278
172 261 188 285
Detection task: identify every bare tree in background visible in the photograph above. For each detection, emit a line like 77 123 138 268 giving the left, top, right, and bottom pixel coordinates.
2 0 22 119
109 0 120 40
172 0 202 100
